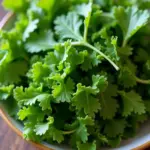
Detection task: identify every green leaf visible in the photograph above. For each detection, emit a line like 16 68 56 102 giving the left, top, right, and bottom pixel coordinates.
38 95 53 111
118 46 133 56
81 51 101 71
34 117 54 136
77 141 96 150
104 119 126 137
119 67 137 88
75 2 92 18
0 60 28 84
71 116 94 144
25 30 56 53
14 86 52 109
37 0 55 13
114 6 150 45
0 85 14 100
119 91 146 116
144 100 150 113
72 122 89 143
23 122 40 142
72 83 101 117
92 75 108 93
52 78 75 103
54 12 83 41
75 1 93 41
45 126 64 143
18 107 31 121
99 84 118 119
2 0 28 12
34 122 49 135
18 106 45 121
23 19 39 41
29 62 50 83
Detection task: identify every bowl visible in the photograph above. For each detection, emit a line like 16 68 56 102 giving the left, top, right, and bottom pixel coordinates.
0 13 150 150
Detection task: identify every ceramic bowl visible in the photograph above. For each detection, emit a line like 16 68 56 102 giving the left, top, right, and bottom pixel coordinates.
0 13 150 150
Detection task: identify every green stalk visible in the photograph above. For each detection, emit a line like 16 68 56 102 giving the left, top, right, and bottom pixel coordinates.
83 42 119 70
135 77 150 84
63 41 119 70
62 129 76 135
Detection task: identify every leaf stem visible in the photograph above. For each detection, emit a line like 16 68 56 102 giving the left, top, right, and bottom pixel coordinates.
83 1 93 42
62 129 76 135
60 41 119 70
83 42 119 70
135 77 150 84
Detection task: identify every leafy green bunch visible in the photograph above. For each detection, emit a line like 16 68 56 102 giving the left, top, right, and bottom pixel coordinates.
0 0 150 149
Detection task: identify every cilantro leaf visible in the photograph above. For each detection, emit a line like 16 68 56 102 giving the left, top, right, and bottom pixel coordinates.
72 83 101 117
23 19 39 41
37 0 55 13
0 85 14 100
81 51 101 71
34 117 54 136
99 84 118 119
29 62 50 84
119 67 137 88
2 0 28 12
54 12 83 41
18 106 45 121
25 30 56 53
77 141 96 150
104 119 126 137
144 100 150 113
114 6 150 45
0 59 28 84
52 78 75 103
23 122 40 142
35 122 49 136
119 91 146 116
14 86 52 110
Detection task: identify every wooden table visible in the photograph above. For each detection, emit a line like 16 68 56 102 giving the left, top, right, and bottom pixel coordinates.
0 117 41 150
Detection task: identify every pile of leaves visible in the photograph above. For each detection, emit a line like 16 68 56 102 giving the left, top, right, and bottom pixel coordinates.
0 0 150 149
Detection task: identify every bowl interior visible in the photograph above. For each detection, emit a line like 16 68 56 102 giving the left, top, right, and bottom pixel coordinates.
0 13 150 150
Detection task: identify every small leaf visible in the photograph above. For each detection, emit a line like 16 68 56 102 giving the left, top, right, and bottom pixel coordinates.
104 119 126 137
52 78 75 103
0 85 14 100
23 19 39 41
34 122 49 135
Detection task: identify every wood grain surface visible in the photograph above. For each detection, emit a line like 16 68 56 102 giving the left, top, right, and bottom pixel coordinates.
0 117 42 150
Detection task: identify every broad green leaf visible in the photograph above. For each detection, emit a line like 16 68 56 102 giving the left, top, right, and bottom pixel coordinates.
52 78 75 103
0 85 14 100
2 0 28 12
72 83 101 117
114 6 150 45
119 91 146 116
29 62 50 83
104 119 126 137
54 12 83 41
14 86 52 110
25 30 56 53
18 106 45 121
99 84 118 119
119 67 137 88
